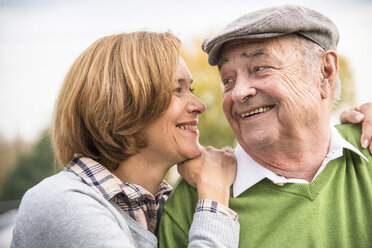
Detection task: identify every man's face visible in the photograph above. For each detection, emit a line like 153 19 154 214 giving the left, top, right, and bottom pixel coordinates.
219 36 324 151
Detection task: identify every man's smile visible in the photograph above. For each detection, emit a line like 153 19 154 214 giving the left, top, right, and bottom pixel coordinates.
241 105 275 119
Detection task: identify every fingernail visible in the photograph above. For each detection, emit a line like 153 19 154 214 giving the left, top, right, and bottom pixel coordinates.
356 113 364 122
362 139 369 148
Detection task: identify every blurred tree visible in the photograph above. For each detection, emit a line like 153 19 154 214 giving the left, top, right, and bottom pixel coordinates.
0 132 60 201
0 133 30 192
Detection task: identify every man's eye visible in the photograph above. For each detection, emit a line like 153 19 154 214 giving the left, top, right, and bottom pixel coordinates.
256 66 265 71
224 78 234 85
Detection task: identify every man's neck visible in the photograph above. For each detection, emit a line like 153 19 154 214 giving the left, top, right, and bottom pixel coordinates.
244 126 331 182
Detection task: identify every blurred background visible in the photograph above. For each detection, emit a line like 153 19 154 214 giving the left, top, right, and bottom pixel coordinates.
0 0 371 246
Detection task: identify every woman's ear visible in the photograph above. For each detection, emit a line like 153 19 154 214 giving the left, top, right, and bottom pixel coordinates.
320 50 338 100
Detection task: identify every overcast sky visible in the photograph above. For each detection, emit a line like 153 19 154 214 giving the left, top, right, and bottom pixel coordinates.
0 0 371 142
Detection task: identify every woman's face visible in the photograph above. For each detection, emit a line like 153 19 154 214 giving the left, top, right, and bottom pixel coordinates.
143 58 206 164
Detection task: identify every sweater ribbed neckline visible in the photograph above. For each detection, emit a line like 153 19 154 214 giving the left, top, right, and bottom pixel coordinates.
258 157 341 201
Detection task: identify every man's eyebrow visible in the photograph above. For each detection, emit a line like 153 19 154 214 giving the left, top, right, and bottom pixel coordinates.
241 48 269 58
217 59 228 70
218 48 270 70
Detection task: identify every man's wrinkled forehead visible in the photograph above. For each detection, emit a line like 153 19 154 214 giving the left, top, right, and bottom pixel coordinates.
217 39 278 70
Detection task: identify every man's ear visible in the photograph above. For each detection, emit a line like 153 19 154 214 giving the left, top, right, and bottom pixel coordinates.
320 50 338 100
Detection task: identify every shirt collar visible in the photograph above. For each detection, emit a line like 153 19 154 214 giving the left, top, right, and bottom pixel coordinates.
233 126 368 198
328 125 368 162
67 155 172 201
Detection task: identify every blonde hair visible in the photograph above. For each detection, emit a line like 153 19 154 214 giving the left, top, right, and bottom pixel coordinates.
52 31 181 170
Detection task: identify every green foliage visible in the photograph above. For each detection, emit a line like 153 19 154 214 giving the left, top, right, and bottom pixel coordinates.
0 135 29 192
0 132 60 201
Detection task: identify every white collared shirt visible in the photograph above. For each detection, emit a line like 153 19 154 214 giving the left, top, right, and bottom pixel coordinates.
233 126 369 198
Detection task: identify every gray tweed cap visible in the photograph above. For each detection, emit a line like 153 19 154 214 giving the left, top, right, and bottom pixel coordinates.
202 4 339 66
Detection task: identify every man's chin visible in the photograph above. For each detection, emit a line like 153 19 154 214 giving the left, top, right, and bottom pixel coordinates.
238 134 277 151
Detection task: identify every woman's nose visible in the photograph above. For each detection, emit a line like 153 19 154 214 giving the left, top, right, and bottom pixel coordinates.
188 94 206 115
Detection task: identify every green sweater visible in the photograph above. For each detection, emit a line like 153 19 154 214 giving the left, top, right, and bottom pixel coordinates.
158 124 372 248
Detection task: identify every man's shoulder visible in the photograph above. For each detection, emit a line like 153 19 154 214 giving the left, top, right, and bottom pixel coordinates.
336 123 361 142
164 178 198 212
161 178 199 226
335 123 362 149
335 123 371 161
158 178 199 247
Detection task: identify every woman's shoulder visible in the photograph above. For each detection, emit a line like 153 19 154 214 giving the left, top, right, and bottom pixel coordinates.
19 169 112 214
12 170 133 247
22 169 94 203
15 169 113 227
13 173 158 247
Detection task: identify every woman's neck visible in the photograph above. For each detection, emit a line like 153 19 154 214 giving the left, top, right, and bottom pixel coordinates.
112 152 173 196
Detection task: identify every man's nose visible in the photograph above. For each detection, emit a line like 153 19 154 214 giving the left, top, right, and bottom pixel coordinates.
231 75 257 103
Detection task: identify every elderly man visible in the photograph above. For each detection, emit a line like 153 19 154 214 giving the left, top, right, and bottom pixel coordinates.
158 5 372 247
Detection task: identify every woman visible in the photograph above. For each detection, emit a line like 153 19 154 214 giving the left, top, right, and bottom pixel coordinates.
11 32 239 247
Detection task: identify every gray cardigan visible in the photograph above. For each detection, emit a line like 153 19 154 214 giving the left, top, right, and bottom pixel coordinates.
11 170 239 248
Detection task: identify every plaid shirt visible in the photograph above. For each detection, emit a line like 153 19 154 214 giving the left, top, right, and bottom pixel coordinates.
68 155 238 233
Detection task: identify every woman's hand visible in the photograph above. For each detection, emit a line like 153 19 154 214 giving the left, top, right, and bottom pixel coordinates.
177 146 236 207
340 102 372 153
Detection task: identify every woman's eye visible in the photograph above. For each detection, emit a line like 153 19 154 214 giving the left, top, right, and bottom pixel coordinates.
256 66 265 71
174 87 182 93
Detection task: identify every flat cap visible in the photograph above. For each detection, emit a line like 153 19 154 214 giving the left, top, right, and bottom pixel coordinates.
202 4 339 66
